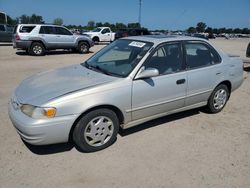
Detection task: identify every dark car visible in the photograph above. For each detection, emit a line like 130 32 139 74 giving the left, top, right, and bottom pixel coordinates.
0 24 14 42
115 28 150 40
247 43 250 57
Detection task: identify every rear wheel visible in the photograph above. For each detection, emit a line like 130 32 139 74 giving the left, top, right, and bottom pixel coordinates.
206 84 229 113
78 42 89 54
73 109 119 152
30 42 45 56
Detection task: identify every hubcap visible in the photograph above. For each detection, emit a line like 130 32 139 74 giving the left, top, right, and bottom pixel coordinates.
84 116 114 147
80 44 87 53
213 89 227 110
33 45 42 54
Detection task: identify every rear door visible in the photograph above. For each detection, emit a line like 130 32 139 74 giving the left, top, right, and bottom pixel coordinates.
184 41 222 106
39 26 57 48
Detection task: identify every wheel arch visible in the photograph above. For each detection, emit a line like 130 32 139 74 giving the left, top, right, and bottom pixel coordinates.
68 104 124 142
215 80 232 97
30 40 46 49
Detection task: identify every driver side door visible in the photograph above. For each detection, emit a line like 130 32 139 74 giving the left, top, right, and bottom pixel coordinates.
131 42 187 120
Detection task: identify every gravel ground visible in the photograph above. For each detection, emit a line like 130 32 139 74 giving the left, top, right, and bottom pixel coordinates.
0 38 250 188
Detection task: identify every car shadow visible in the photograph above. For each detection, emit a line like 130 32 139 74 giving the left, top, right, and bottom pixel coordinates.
244 61 250 72
119 108 201 137
23 140 74 155
16 50 94 56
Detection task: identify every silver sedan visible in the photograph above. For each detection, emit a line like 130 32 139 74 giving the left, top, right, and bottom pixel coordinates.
9 36 244 152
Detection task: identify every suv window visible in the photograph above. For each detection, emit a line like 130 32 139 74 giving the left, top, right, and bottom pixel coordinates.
39 26 55 34
0 25 5 31
144 43 183 75
19 26 36 33
185 42 221 69
54 27 72 35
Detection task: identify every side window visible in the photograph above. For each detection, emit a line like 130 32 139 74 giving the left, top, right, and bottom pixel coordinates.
185 42 221 69
144 43 183 75
0 25 6 31
55 27 72 35
39 26 55 34
101 29 110 34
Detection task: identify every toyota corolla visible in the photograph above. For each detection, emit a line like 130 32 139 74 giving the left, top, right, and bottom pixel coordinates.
9 36 243 152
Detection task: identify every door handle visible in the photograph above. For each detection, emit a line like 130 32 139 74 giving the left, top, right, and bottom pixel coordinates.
176 79 186 85
216 72 221 75
56 35 61 37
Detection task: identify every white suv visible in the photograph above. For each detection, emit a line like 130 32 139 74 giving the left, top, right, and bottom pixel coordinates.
13 24 94 56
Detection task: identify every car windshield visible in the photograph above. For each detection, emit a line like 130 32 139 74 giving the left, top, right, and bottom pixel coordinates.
82 39 153 77
92 28 102 32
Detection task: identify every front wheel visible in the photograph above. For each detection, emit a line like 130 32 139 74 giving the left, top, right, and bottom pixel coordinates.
78 42 89 54
206 84 229 113
73 109 119 152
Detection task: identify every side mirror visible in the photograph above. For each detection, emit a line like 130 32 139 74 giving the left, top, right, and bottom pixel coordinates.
135 67 159 79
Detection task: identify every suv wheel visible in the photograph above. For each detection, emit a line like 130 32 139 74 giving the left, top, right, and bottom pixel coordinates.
206 84 229 113
30 42 45 56
78 42 89 54
73 109 119 152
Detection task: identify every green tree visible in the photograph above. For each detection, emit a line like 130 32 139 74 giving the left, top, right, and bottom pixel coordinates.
19 14 30 24
242 28 250 34
19 14 43 24
95 22 103 27
187 27 196 33
53 18 63 25
127 22 141 28
115 22 126 29
196 22 207 33
205 27 213 33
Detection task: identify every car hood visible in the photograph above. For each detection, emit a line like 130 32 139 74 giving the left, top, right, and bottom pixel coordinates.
15 64 116 106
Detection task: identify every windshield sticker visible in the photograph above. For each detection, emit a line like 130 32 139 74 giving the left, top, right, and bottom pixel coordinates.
129 41 146 48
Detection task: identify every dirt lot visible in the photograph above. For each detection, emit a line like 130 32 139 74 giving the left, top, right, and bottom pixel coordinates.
0 38 250 188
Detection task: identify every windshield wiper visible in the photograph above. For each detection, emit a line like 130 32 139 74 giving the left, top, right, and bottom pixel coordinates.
84 62 112 75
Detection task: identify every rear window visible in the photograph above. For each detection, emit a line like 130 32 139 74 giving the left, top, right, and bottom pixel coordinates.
19 26 36 33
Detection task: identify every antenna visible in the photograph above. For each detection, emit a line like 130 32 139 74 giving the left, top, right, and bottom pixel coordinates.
139 0 142 27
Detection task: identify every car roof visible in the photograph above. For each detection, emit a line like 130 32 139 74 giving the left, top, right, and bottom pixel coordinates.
17 24 64 27
123 35 208 45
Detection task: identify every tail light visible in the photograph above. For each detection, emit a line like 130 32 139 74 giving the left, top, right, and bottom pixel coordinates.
15 34 20 41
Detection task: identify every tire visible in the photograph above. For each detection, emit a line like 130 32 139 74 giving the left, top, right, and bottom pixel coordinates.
73 109 119 152
247 43 250 57
78 42 89 54
29 42 45 56
206 84 229 113
92 37 99 44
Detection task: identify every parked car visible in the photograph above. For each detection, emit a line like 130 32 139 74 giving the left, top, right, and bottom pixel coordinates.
84 27 115 43
0 24 13 42
193 33 209 40
247 43 250 57
9 36 243 152
115 28 150 40
13 24 94 56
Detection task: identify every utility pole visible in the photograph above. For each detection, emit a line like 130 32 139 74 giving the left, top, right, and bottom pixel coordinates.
138 0 142 27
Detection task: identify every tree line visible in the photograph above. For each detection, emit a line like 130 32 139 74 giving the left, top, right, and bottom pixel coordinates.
187 22 250 34
0 13 249 34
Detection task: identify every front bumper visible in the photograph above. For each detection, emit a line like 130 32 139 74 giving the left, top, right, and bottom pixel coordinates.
8 100 78 145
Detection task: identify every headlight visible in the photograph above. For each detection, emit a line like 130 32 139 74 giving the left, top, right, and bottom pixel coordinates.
20 104 56 119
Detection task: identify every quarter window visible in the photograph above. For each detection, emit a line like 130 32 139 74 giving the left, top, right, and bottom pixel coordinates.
144 43 183 75
19 26 35 33
185 42 221 69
